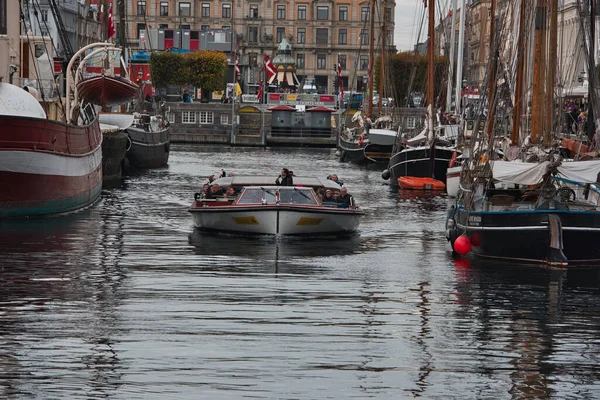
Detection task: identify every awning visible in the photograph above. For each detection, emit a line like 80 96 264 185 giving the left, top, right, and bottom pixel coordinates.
285 72 294 85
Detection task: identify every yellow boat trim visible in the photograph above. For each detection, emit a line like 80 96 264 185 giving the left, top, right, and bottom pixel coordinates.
297 217 324 226
232 216 260 225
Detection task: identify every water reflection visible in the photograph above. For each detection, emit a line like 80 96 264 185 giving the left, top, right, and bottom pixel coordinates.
451 259 600 398
188 230 367 274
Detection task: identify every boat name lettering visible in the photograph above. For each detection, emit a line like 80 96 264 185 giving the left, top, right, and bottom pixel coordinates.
468 215 481 226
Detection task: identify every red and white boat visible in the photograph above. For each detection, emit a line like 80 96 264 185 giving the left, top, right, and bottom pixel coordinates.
0 83 102 218
189 176 364 235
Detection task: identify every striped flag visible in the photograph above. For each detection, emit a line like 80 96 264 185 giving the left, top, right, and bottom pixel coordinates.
264 54 276 82
257 79 263 102
234 54 240 82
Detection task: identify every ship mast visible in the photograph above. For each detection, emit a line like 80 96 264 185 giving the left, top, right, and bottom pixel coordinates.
485 0 496 140
531 0 549 143
377 0 386 117
511 0 527 146
426 0 434 142
367 0 376 118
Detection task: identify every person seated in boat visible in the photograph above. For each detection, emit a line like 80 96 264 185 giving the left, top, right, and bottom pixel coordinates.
225 186 237 197
322 189 337 206
315 187 325 202
210 184 224 197
219 169 227 178
276 168 294 186
337 187 354 208
208 175 216 184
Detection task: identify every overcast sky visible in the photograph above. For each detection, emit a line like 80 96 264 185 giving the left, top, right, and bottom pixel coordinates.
394 0 424 52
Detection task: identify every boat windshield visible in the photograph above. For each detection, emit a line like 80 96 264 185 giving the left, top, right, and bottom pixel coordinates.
237 187 318 205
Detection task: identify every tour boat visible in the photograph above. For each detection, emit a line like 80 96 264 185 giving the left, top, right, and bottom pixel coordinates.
189 176 363 235
398 176 446 190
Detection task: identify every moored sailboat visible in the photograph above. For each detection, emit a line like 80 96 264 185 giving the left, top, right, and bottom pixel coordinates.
445 0 600 266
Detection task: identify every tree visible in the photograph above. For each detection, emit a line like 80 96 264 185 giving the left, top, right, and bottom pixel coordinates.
375 52 448 107
183 51 228 92
150 52 186 88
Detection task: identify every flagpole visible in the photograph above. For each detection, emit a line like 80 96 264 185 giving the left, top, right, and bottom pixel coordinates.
261 62 266 146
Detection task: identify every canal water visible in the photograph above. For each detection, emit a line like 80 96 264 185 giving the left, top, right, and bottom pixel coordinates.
1 145 599 399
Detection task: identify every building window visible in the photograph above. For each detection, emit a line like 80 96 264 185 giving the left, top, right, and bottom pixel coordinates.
297 53 305 69
406 117 416 129
386 7 392 22
222 3 231 18
136 23 146 39
277 5 286 20
317 6 329 20
360 55 368 70
168 112 176 123
179 2 191 16
316 28 328 44
338 29 347 45
339 54 346 70
201 3 210 17
40 9 48 22
200 25 210 31
338 6 347 21
182 111 196 124
137 1 146 15
317 54 326 69
160 2 169 16
220 114 229 124
248 26 258 42
361 7 369 21
181 24 191 29
0 0 6 35
297 28 305 44
249 53 258 67
297 5 306 20
159 24 169 28
276 27 285 43
249 4 259 18
360 29 368 45
199 111 214 124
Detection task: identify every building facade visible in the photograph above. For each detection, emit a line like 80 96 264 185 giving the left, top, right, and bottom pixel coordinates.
115 0 396 94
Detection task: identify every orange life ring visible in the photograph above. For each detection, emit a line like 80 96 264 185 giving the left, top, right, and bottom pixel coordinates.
449 151 457 168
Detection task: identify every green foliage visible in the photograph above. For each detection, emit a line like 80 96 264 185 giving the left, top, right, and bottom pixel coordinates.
150 52 186 88
183 51 228 92
150 50 228 92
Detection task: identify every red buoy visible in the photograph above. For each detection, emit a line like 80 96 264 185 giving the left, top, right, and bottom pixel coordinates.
454 235 472 255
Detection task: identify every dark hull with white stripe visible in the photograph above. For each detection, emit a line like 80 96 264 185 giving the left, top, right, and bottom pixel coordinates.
338 138 393 164
387 146 456 185
451 207 600 265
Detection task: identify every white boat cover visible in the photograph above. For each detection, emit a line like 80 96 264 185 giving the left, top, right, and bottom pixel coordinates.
0 83 47 119
211 175 343 190
99 112 134 129
492 160 600 184
369 129 397 145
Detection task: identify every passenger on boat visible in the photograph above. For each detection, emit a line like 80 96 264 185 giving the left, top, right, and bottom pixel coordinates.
322 189 337 206
276 168 294 186
337 187 354 208
315 188 325 202
225 186 236 197
210 184 224 196
220 169 227 178
208 175 216 184
327 174 344 186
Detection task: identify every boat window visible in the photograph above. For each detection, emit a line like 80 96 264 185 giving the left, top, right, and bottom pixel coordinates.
236 188 318 205
279 188 318 205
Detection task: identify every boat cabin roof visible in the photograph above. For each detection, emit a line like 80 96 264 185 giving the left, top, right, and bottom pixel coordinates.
210 176 342 190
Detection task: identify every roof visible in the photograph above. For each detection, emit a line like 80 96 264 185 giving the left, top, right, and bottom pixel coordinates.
267 105 297 111
210 175 343 190
306 106 335 113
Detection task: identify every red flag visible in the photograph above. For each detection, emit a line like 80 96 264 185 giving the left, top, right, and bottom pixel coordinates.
234 54 240 82
337 56 344 100
107 5 116 39
257 79 263 102
264 54 276 82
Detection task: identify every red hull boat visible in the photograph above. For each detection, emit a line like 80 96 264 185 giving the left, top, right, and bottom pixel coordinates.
76 75 140 107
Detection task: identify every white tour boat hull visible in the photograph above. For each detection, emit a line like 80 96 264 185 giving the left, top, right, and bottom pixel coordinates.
190 206 362 235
